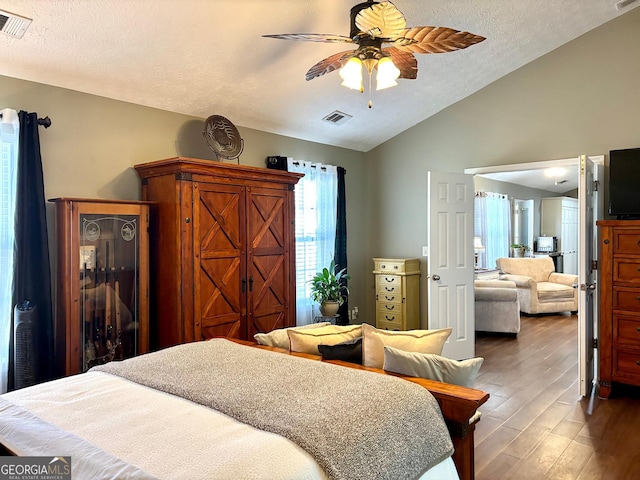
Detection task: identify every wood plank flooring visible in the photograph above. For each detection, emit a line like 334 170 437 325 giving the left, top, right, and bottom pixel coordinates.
474 314 640 480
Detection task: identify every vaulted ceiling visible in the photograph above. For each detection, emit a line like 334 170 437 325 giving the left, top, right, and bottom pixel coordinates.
1 0 638 152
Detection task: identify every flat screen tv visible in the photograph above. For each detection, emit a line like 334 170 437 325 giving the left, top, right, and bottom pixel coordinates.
609 147 640 219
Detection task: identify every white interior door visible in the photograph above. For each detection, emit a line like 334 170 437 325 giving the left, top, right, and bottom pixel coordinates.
578 154 598 397
427 171 475 360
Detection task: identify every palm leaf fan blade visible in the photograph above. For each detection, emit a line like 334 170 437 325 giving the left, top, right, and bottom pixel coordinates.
394 26 486 54
382 47 417 79
306 50 355 81
261 33 354 44
355 1 406 39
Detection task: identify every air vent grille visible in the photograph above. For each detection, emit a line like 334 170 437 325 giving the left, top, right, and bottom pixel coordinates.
0 10 32 38
616 0 639 11
322 110 352 125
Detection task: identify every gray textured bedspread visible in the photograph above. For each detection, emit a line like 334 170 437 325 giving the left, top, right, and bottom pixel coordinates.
93 338 453 480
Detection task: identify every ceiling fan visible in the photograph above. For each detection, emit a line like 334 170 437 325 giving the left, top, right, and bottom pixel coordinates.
263 0 486 104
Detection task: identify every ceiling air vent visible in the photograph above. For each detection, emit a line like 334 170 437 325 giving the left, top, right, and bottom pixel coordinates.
0 9 32 38
616 0 639 10
322 110 352 125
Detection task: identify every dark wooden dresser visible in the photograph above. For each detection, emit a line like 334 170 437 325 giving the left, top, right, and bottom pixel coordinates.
598 220 640 398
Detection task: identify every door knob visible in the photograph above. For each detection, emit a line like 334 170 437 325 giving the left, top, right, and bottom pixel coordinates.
432 274 440 281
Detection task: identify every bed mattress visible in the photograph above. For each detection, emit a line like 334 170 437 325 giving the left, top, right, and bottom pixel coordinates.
0 370 459 480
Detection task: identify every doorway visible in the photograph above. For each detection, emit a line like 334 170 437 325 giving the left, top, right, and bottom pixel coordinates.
465 155 604 397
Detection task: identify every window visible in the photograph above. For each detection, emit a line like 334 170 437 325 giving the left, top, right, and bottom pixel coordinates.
288 160 337 325
475 192 510 270
0 109 19 393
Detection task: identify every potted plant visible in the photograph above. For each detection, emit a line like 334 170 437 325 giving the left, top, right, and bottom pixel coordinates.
511 243 531 258
309 260 350 316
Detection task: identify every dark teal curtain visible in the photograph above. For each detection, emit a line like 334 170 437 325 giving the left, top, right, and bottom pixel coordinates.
9 111 54 390
334 167 348 325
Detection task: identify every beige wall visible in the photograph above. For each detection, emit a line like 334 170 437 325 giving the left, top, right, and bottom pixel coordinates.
363 7 640 325
3 6 640 332
0 75 368 322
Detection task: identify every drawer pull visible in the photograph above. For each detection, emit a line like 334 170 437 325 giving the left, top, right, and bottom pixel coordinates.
637 296 640 301
384 277 394 282
385 315 395 321
637 327 640 333
638 240 640 247
385 295 394 301
637 360 640 366
385 305 395 310
394 265 398 269
385 287 395 292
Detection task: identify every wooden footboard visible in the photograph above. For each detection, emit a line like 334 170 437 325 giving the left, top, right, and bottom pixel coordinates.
233 339 489 480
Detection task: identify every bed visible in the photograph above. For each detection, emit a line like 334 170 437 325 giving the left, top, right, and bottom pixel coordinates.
0 338 488 480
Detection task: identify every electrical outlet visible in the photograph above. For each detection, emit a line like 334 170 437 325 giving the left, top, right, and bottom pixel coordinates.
422 246 428 257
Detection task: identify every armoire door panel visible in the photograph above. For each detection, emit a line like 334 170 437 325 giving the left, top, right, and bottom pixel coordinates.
194 183 246 340
198 188 244 253
247 188 290 335
201 320 242 340
199 257 243 329
252 255 286 303
249 312 286 339
249 190 286 250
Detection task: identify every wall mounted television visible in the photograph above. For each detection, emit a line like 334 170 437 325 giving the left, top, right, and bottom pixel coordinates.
609 147 640 219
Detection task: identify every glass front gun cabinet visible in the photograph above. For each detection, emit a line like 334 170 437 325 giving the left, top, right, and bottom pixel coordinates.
50 198 150 376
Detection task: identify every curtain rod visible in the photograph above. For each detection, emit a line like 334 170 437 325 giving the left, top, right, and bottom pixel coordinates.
37 116 52 128
0 112 52 128
292 161 326 171
291 161 347 174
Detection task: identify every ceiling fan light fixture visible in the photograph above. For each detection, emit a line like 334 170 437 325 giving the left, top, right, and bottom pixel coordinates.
339 57 364 91
263 0 486 105
376 56 400 90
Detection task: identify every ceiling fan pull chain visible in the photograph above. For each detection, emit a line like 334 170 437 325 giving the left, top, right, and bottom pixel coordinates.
368 72 373 109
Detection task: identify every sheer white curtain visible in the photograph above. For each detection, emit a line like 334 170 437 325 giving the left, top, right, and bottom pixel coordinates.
475 192 511 270
0 108 19 393
288 159 338 325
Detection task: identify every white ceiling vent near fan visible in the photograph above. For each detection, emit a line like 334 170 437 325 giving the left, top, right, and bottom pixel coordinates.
322 111 352 125
0 9 32 38
616 0 639 11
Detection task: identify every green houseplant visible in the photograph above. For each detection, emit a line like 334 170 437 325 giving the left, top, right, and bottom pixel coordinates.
510 243 531 258
309 260 350 316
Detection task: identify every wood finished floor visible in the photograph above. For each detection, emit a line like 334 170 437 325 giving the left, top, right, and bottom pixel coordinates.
474 314 640 480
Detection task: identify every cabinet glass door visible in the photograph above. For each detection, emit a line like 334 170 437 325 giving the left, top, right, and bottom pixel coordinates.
79 214 140 371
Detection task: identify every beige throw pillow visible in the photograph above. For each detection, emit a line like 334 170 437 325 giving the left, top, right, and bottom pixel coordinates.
254 322 330 349
361 322 452 369
288 324 363 355
383 346 484 388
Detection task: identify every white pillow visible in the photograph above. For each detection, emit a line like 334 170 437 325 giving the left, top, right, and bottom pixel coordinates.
253 322 330 349
288 324 363 355
361 322 452 369
383 346 484 388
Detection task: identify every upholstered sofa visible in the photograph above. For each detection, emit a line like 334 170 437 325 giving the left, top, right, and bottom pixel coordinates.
474 280 521 335
496 257 578 315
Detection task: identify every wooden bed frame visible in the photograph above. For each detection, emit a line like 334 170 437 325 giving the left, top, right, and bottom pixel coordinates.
1 339 489 480
231 339 489 480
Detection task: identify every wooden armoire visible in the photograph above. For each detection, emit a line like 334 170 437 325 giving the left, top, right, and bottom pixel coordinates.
134 157 302 348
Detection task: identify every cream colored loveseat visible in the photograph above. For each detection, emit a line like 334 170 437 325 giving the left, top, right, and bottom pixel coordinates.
496 257 578 315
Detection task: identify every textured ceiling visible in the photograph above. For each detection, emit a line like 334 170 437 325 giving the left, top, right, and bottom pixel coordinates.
480 165 579 194
0 0 637 152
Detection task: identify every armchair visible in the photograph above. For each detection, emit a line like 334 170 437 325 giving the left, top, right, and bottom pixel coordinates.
496 257 578 314
474 280 520 335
